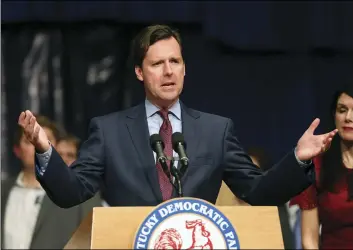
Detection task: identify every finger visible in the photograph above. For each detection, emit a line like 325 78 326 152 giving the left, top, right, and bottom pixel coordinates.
27 116 36 139
307 118 320 134
33 124 40 140
324 129 338 141
322 130 335 147
323 136 333 146
331 129 338 137
18 112 26 126
30 116 36 128
23 110 33 126
26 110 35 117
323 132 331 144
322 137 333 152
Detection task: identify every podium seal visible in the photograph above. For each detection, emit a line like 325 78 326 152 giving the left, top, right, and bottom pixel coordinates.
133 198 240 249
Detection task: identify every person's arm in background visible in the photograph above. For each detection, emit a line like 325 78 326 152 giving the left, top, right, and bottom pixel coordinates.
290 183 320 250
301 207 320 249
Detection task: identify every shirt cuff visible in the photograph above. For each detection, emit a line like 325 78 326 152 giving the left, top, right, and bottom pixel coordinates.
35 144 53 175
294 147 312 168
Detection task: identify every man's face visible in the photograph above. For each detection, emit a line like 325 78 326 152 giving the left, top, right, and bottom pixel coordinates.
14 127 57 170
135 37 185 108
56 140 77 166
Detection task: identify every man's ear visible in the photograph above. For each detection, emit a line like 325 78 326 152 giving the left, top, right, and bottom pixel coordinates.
135 66 143 82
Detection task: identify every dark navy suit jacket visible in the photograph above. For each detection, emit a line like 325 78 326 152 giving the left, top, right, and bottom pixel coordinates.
37 102 314 208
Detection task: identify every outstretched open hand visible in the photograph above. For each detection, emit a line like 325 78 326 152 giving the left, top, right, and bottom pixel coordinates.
295 118 338 162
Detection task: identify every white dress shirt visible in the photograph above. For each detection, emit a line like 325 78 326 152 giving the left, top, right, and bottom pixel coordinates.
4 172 45 249
145 98 182 167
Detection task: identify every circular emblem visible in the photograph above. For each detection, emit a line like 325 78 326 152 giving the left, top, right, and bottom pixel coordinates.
133 198 240 249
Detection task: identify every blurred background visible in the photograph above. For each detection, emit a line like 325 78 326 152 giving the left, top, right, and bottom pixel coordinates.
2 2 353 177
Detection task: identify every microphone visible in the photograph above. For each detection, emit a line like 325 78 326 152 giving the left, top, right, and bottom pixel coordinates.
150 134 170 177
172 132 189 176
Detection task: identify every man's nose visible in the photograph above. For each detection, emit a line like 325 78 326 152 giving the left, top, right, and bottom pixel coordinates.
163 62 173 76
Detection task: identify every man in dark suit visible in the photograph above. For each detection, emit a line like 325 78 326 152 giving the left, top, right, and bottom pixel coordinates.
18 24 337 209
1 115 95 249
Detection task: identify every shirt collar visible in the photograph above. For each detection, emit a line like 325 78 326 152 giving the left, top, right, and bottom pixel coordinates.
15 171 26 187
145 99 181 120
15 171 43 190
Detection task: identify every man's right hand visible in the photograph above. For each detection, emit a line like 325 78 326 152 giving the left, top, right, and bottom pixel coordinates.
18 110 50 153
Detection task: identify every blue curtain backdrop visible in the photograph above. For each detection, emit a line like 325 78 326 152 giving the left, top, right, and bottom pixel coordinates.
3 2 353 50
2 2 353 176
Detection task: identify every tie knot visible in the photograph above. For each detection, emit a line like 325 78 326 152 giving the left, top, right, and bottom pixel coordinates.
158 109 169 120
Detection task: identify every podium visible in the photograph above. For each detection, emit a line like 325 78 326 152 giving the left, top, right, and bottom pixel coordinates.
64 200 284 249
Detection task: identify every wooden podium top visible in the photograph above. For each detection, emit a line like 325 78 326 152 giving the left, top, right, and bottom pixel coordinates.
65 205 283 249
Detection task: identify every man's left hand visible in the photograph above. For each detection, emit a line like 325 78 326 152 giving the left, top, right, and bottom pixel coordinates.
296 118 338 162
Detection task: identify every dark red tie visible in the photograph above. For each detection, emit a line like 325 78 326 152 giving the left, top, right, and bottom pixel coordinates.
157 109 173 201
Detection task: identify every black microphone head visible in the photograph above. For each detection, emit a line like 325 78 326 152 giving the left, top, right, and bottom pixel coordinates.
172 132 186 150
150 134 165 151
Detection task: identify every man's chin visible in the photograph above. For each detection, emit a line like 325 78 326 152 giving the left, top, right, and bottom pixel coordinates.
158 97 178 106
160 91 181 100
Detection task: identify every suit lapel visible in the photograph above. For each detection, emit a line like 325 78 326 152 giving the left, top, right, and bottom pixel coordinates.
125 103 163 203
181 102 201 179
31 195 51 247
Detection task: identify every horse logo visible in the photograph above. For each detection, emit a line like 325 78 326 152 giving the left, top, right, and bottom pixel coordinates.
154 219 213 249
186 219 213 249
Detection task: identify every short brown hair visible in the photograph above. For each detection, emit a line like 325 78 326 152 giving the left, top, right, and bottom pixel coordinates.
14 114 62 146
130 24 183 67
58 134 81 150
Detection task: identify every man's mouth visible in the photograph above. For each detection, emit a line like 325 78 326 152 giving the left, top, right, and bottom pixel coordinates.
161 82 175 87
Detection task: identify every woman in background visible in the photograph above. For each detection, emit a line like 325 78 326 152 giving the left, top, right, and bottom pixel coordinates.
290 83 353 249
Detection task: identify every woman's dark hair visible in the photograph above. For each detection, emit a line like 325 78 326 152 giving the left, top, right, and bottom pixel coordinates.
320 82 353 194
